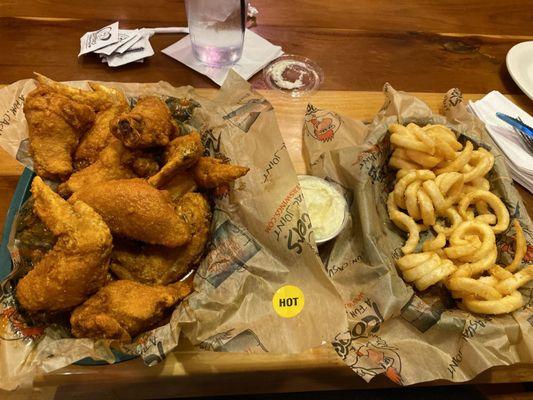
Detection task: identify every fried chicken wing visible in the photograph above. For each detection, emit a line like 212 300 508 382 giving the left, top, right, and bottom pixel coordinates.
74 83 129 168
159 170 197 200
111 96 174 149
32 75 131 170
111 192 211 284
24 87 95 180
58 139 137 197
120 148 162 178
70 279 192 341
193 156 249 189
71 178 191 247
35 73 117 112
16 177 112 312
148 132 204 188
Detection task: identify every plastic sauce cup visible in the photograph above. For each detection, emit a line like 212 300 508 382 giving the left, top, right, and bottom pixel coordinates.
297 175 349 245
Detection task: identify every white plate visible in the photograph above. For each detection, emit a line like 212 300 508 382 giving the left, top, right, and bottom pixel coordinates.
506 41 533 100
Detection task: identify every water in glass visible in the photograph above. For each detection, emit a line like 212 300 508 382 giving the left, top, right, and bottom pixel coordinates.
185 0 246 66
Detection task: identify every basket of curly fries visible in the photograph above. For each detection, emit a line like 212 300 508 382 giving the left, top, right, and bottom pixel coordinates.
302 84 532 385
388 122 530 314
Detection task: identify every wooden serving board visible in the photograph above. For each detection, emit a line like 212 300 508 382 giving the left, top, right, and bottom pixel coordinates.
1 89 532 398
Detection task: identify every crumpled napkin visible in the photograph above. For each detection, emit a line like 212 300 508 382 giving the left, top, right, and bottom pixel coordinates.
468 91 533 193
161 29 283 86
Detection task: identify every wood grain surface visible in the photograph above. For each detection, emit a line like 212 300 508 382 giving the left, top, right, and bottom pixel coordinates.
1 0 532 92
3 0 532 35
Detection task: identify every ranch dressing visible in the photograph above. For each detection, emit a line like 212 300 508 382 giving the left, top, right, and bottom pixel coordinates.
270 60 308 89
298 175 347 242
263 55 323 97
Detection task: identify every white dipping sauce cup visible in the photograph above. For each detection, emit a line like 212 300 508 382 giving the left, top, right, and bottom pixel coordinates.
297 175 349 245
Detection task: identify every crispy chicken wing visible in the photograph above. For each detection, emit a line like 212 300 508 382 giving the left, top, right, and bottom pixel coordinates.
120 148 162 178
32 76 130 171
193 156 249 189
111 96 174 149
70 279 192 341
16 177 112 312
74 83 129 168
58 139 137 197
35 73 117 112
71 178 191 247
24 87 95 180
158 170 197 200
111 192 211 284
148 132 204 188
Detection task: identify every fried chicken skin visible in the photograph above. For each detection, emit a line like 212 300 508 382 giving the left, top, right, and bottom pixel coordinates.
16 177 112 312
35 73 117 112
24 87 95 180
158 170 197 200
33 75 130 169
71 178 191 247
74 83 129 168
193 157 249 189
70 279 192 341
58 139 137 197
111 192 211 284
120 148 162 178
111 96 174 149
148 132 204 188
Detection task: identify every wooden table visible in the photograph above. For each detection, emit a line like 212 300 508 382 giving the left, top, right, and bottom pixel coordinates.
1 0 533 94
1 1 533 398
1 0 532 208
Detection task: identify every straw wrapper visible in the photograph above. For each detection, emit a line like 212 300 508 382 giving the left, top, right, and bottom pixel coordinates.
303 85 533 385
0 72 347 390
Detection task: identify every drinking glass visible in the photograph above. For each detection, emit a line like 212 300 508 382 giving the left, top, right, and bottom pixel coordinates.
185 0 247 66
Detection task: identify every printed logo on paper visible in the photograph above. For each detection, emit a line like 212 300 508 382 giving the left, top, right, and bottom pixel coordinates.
264 185 315 255
199 219 261 288
199 329 268 353
400 293 451 333
497 205 533 264
262 142 286 184
332 296 403 385
96 27 113 41
0 93 25 135
165 96 201 130
447 317 492 379
443 88 463 111
223 98 273 133
136 333 167 366
272 285 305 318
304 104 341 143
202 129 225 159
352 138 392 188
0 287 45 342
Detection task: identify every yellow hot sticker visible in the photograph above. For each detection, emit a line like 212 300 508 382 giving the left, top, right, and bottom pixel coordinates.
272 285 305 318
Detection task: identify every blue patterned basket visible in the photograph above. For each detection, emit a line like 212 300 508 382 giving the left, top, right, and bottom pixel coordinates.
0 168 136 365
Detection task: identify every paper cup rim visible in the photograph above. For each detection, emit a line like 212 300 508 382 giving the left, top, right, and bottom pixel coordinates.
297 174 349 244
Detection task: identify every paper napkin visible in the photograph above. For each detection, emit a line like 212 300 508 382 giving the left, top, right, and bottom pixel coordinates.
469 91 533 193
161 29 283 85
79 23 189 67
79 22 119 56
